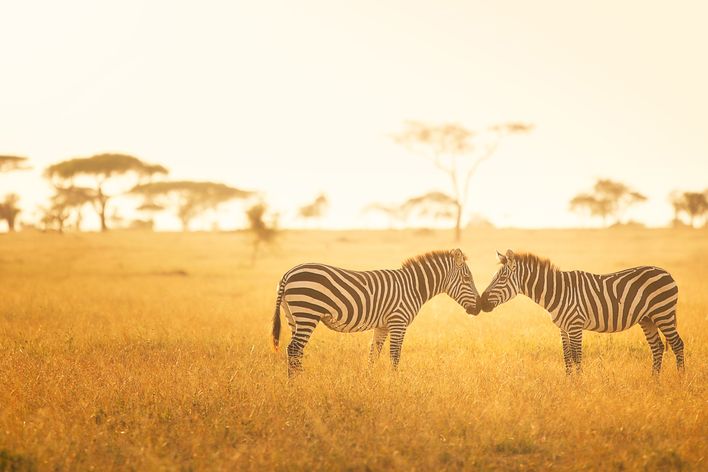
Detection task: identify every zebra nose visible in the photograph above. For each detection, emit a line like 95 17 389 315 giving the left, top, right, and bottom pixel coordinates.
480 293 493 312
466 304 481 316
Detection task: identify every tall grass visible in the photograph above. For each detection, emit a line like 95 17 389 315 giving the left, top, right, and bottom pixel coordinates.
1 228 706 470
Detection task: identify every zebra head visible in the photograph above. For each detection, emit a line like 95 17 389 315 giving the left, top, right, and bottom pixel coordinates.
481 249 521 312
445 248 481 316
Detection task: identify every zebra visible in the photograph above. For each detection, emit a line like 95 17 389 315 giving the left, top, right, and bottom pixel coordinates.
480 250 684 374
272 249 480 376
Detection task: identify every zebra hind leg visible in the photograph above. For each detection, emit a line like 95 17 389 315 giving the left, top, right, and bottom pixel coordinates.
287 313 320 378
654 311 684 372
568 328 583 374
369 327 388 367
639 317 664 374
668 333 685 372
560 330 573 375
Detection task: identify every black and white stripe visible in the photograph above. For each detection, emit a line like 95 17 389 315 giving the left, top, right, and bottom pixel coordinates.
272 249 480 376
480 250 684 374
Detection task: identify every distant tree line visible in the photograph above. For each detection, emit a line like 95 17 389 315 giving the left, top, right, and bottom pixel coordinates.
130 180 254 231
365 191 458 228
670 190 708 228
569 179 647 226
2 138 706 235
568 177 707 228
44 153 168 231
0 153 266 234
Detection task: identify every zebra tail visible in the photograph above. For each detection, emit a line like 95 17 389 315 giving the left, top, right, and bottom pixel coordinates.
272 279 285 352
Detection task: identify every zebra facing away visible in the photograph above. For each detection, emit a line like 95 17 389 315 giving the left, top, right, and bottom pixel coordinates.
272 249 480 376
480 250 684 374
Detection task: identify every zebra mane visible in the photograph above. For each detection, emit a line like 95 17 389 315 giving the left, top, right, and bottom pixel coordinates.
401 250 460 269
514 252 559 271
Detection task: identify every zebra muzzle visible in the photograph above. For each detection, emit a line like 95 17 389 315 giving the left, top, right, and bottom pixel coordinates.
480 293 495 312
466 304 481 316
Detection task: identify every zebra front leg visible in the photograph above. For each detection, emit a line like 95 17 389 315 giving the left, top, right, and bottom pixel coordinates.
369 327 388 366
560 329 573 375
387 320 408 370
287 314 320 378
639 317 664 374
568 328 583 374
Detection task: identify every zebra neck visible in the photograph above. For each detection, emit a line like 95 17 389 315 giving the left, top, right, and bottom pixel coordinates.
401 262 445 305
520 263 566 313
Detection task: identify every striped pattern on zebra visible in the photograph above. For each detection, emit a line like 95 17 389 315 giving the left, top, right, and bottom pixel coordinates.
480 250 684 374
272 249 480 376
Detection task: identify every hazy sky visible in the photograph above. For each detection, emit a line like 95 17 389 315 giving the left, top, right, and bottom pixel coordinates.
2 0 707 229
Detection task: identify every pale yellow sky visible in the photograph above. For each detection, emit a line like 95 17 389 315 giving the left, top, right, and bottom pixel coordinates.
1 0 707 230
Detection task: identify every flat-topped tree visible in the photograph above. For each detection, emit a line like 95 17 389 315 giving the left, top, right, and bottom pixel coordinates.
0 155 30 173
363 191 457 229
43 186 97 233
135 201 165 231
297 193 328 228
670 190 708 228
570 178 647 226
45 153 168 231
362 202 407 229
130 181 254 231
393 121 532 241
401 191 457 227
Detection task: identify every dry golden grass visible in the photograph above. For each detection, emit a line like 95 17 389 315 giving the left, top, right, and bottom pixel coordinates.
1 228 706 471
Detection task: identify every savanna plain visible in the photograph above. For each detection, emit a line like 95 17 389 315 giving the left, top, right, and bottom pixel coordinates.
1 228 706 471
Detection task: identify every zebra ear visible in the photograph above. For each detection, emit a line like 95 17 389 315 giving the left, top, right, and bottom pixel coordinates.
505 249 515 261
496 250 508 265
452 248 465 267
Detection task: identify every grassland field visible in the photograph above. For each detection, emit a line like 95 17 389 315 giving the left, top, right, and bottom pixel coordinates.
1 228 706 471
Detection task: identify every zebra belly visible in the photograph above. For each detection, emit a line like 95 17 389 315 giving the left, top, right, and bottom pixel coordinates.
585 320 638 333
283 294 381 333
320 310 382 332
582 301 653 333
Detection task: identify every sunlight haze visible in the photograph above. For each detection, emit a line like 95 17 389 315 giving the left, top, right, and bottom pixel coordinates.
2 0 707 229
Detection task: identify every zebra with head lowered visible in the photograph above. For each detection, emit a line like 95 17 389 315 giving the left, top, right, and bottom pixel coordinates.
480 250 684 375
272 249 480 376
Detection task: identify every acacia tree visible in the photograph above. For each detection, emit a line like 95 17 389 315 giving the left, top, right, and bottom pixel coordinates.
363 191 458 229
670 190 708 228
569 193 612 225
362 202 407 229
42 186 97 232
0 194 21 231
45 153 167 231
401 191 457 227
297 193 328 227
130 181 254 231
569 178 647 226
134 202 165 230
0 155 29 173
393 121 532 241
